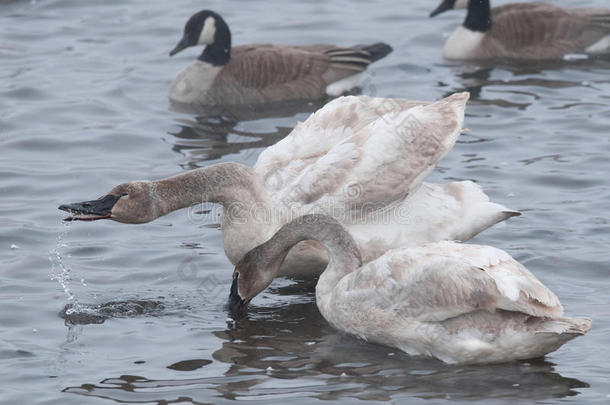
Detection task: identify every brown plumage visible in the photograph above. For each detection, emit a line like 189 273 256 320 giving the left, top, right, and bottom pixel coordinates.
432 0 610 60
169 10 392 107
207 45 377 104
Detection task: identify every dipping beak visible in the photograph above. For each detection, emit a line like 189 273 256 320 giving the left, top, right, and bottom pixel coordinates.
228 275 248 318
58 194 120 221
430 0 455 17
169 37 190 56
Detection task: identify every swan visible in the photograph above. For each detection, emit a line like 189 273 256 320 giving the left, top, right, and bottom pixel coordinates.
228 214 591 365
168 10 393 107
430 0 610 60
59 92 519 276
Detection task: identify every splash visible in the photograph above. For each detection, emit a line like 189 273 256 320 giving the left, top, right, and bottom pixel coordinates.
49 220 84 313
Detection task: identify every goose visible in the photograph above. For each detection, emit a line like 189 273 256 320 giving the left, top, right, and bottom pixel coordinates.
59 92 519 276
228 214 591 365
430 0 610 60
168 10 393 107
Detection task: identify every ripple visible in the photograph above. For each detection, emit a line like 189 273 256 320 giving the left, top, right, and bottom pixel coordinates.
59 300 165 325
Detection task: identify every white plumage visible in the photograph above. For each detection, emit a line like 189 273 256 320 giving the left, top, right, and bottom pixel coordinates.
242 92 519 272
316 240 590 364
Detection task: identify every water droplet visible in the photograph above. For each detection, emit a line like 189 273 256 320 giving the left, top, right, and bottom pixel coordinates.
49 221 84 312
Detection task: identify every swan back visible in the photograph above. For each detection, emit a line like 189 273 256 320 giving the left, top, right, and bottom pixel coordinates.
254 93 469 216
318 240 588 363
330 241 563 325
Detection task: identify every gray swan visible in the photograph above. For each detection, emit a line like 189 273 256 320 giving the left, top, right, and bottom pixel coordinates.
60 93 519 275
229 214 591 364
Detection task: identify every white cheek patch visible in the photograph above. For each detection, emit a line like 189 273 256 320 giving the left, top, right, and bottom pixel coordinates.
198 16 217 45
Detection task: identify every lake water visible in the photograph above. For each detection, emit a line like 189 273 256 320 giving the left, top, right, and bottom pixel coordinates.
1 0 609 403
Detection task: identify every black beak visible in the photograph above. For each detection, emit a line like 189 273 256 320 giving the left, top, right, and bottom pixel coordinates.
58 194 120 221
169 37 190 56
228 275 247 318
430 0 455 17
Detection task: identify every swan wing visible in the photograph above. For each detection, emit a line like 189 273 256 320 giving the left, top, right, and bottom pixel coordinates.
255 93 469 213
254 94 430 197
337 241 562 323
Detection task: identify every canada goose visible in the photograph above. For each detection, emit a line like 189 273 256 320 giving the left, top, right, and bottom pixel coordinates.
229 214 591 365
430 0 610 60
168 10 393 107
59 93 519 276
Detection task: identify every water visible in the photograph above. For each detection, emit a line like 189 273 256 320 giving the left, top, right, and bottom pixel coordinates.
1 0 609 403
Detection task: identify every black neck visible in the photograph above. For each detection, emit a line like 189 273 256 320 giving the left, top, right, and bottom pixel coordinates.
198 17 231 66
464 0 491 32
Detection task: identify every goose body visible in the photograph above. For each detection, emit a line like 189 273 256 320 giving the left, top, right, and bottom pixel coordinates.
168 10 393 107
230 215 591 365
431 0 610 60
60 93 519 276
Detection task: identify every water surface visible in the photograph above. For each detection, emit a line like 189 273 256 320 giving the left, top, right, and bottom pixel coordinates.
1 0 609 403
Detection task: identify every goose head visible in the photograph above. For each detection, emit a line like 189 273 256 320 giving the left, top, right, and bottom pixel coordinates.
59 181 158 224
430 0 469 17
169 10 231 65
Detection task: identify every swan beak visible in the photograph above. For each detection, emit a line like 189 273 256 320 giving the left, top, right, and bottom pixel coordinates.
430 0 454 17
58 194 120 221
169 37 189 56
228 276 247 317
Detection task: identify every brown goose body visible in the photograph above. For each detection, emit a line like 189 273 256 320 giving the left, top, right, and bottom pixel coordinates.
168 10 392 107
434 1 610 60
170 43 388 106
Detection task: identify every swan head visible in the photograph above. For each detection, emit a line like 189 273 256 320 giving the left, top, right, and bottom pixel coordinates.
430 0 469 17
228 246 280 318
59 181 158 224
169 10 230 58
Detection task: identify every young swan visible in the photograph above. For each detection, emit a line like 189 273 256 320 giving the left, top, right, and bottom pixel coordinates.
230 214 591 365
59 93 520 277
430 0 610 60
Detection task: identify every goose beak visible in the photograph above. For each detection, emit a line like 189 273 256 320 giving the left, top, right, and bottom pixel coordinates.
228 276 247 318
58 194 120 221
169 37 189 56
430 0 454 17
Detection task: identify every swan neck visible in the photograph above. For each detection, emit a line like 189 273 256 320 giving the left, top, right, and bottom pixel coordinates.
152 162 264 217
261 215 362 284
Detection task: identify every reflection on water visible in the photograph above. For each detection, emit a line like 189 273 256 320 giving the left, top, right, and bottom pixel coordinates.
63 316 588 403
170 97 328 121
442 58 610 109
167 115 292 169
60 300 166 325
62 280 588 403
